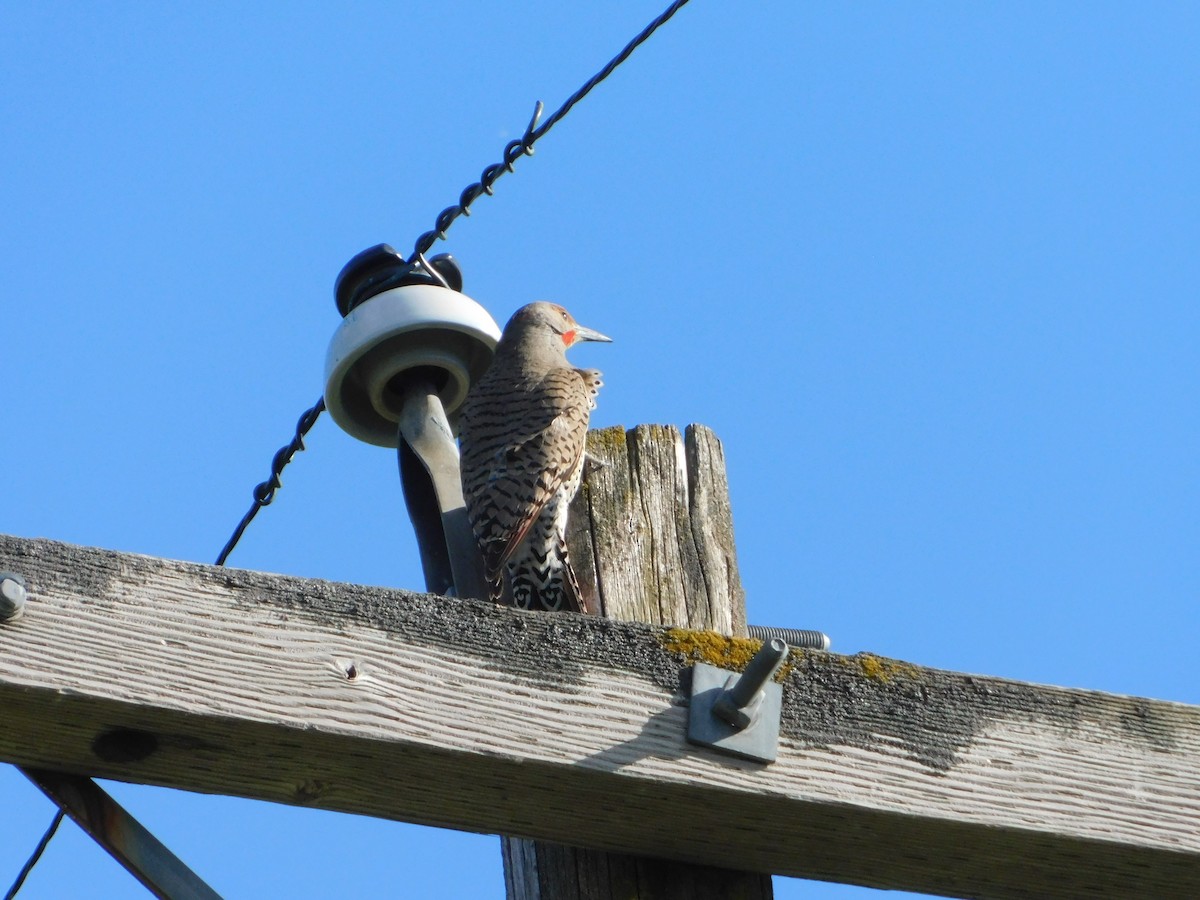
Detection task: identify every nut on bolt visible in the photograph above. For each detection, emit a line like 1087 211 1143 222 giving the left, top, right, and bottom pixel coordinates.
0 572 28 622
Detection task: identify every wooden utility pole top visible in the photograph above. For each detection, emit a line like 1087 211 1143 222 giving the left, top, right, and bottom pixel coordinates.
1 526 1198 896
502 424 768 898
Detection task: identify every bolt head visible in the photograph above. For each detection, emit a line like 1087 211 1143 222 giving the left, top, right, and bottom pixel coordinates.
0 573 28 622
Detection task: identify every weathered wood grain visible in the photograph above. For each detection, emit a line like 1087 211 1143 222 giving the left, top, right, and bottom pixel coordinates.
567 425 745 632
683 424 745 637
2 530 1198 898
508 424 768 899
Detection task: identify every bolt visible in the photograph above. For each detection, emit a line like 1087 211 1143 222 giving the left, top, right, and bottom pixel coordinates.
747 625 830 651
712 637 789 730
0 572 28 622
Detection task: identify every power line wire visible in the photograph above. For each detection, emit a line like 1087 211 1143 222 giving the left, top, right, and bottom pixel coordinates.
410 0 693 261
216 397 326 567
4 810 64 900
215 0 693 568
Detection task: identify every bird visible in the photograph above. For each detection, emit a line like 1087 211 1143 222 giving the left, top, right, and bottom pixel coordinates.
458 302 611 614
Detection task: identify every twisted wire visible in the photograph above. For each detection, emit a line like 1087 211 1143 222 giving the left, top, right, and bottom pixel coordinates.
410 0 692 261
3 810 64 900
215 0 693 566
215 397 325 566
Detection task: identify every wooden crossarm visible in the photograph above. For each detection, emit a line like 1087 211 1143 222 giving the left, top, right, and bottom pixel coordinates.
0 532 1197 899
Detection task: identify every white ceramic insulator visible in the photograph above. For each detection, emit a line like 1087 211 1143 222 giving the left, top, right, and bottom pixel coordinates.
324 283 501 447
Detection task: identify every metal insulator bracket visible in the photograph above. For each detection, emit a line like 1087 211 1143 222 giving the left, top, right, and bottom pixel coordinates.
686 637 788 764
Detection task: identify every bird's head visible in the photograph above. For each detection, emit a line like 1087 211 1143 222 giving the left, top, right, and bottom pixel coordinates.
501 302 612 357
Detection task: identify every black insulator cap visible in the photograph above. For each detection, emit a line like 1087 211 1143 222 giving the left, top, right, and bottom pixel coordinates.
334 244 465 317
428 253 464 293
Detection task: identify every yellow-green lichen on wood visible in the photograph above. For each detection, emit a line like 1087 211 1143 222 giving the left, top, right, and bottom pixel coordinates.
851 653 924 683
659 627 796 681
588 424 629 455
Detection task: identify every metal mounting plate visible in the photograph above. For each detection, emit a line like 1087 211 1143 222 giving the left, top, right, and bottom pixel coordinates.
687 662 783 763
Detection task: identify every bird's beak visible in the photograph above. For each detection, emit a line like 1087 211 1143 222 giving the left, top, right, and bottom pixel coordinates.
571 325 612 344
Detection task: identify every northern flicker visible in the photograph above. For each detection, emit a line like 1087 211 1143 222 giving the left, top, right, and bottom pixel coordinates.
458 302 611 614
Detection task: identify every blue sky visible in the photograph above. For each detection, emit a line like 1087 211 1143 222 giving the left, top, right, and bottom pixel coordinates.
2 2 1197 897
